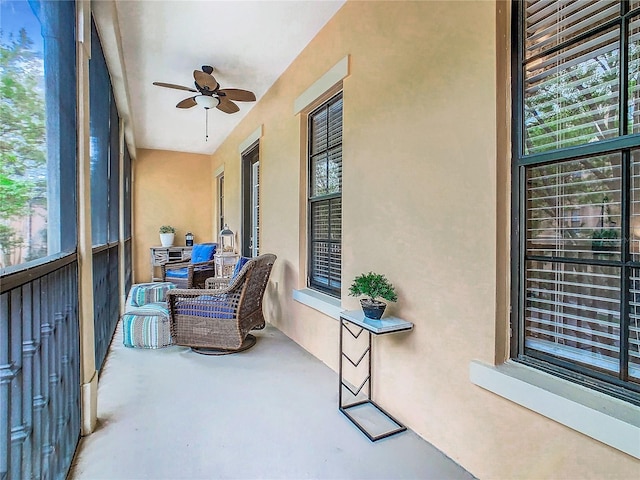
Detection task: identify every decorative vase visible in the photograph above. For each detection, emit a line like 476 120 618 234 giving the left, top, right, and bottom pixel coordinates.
160 233 174 247
360 299 386 320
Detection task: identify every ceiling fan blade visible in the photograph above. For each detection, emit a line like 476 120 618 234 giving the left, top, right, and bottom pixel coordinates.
216 97 240 114
194 70 219 92
176 97 197 109
153 82 197 92
218 88 256 102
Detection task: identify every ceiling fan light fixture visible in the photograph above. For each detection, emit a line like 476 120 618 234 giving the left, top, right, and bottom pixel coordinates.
195 95 219 109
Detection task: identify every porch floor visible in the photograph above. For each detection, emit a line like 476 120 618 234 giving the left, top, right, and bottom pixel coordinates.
69 323 473 479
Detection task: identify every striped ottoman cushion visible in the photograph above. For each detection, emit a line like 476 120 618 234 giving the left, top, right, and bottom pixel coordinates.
129 282 175 307
122 302 172 349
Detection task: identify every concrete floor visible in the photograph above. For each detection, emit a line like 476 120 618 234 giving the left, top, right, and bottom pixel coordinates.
69 323 474 480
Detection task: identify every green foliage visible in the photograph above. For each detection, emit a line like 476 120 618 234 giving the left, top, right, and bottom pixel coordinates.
348 272 398 303
0 224 23 259
159 225 176 234
524 46 620 154
592 229 619 240
0 174 32 217
0 28 46 266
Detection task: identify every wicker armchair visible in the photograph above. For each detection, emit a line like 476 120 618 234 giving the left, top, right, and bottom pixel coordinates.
167 253 276 354
162 243 217 289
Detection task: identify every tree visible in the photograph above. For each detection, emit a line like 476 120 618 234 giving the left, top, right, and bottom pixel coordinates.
0 28 46 266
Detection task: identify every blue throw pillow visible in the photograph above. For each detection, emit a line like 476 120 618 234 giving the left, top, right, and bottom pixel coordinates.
191 243 217 263
231 256 251 280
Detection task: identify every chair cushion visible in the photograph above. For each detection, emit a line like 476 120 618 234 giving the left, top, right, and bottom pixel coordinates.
175 295 234 319
231 256 251 280
191 243 217 263
122 302 172 348
165 267 188 279
129 282 175 307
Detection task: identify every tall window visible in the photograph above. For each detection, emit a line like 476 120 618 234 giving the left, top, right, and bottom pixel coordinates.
89 18 119 247
0 0 76 269
308 93 342 297
218 173 225 232
89 17 121 370
513 1 640 402
242 144 259 257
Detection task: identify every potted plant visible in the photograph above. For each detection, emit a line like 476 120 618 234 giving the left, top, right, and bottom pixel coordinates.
591 195 619 253
591 228 619 253
159 225 176 247
348 272 398 320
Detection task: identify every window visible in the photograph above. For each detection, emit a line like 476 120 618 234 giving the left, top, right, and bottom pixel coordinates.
217 173 224 233
0 0 76 269
89 18 119 247
241 144 259 257
513 1 640 402
89 17 121 370
308 93 342 297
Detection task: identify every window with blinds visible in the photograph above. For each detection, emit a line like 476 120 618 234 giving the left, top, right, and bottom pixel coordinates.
514 1 640 402
308 93 343 296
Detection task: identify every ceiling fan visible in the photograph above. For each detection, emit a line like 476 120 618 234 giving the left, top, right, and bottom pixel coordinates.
153 65 256 114
153 65 256 141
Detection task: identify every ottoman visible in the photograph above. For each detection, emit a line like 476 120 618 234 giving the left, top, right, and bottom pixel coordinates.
122 282 175 349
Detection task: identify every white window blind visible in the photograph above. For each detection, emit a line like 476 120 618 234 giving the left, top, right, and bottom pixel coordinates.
517 1 640 396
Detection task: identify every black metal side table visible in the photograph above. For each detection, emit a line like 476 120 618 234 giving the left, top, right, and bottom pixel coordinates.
339 310 413 441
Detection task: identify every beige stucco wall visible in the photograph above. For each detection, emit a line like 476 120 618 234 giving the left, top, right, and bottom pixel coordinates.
206 1 639 478
132 148 213 282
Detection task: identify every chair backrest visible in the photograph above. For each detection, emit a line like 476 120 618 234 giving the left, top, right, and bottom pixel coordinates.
231 256 251 280
227 254 276 318
190 243 217 263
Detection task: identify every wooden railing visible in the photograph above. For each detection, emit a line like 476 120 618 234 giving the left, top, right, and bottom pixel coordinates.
0 254 81 479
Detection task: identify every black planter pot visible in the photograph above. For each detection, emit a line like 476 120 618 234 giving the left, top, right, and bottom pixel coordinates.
360 299 386 320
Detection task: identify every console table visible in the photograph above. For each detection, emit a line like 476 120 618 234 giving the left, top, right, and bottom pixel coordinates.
339 310 413 441
149 246 192 281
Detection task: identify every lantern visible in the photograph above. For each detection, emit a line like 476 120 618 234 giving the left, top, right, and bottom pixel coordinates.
218 224 235 254
185 232 194 246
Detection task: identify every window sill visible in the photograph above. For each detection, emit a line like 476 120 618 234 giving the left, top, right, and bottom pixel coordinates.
293 288 342 320
469 360 640 459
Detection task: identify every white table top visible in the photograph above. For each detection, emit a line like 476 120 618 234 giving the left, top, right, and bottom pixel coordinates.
340 310 413 335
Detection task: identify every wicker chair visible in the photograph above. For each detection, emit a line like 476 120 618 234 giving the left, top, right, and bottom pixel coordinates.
162 243 217 289
167 253 276 354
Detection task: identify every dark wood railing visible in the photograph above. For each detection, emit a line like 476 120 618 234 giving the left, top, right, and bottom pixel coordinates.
0 254 80 479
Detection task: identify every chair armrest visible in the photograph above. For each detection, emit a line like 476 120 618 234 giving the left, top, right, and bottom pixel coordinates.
205 277 230 290
162 260 191 271
190 259 215 268
162 259 214 275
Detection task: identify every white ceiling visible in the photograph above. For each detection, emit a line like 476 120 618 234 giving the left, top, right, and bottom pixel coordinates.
105 0 345 156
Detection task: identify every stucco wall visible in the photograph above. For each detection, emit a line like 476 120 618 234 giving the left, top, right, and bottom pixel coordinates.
210 1 637 478
133 148 213 282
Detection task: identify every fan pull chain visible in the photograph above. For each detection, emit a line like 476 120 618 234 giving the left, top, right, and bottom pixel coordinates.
205 108 209 142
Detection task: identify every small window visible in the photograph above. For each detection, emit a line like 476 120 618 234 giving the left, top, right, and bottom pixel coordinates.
308 93 343 297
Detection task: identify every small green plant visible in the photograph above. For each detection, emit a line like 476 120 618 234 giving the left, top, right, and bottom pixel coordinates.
159 225 176 234
591 195 619 252
592 228 619 252
348 272 398 303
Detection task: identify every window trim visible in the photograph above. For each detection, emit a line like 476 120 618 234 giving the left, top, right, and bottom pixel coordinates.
470 360 640 460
